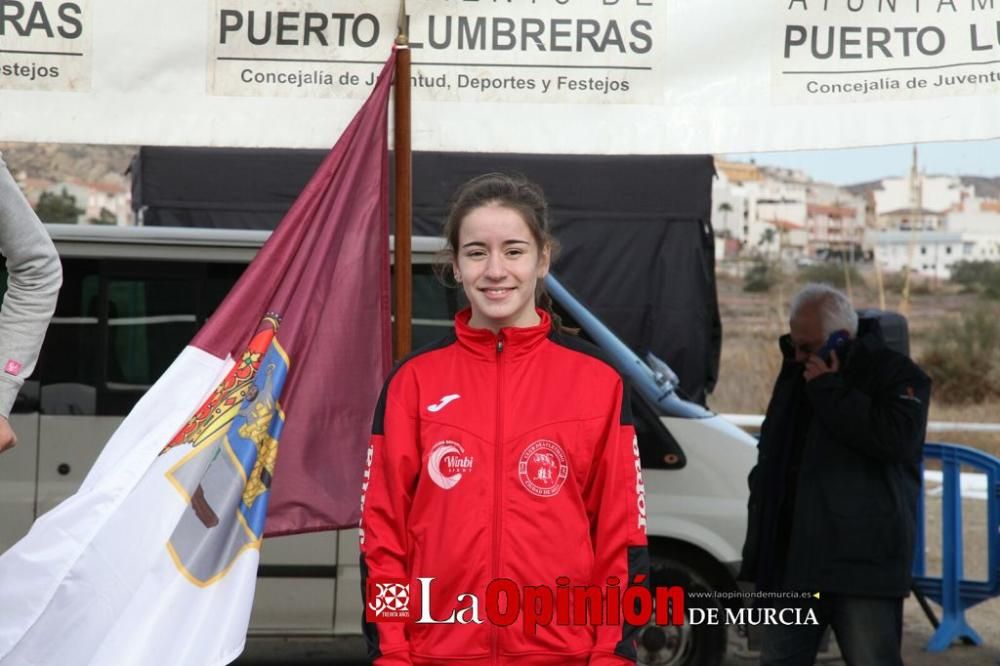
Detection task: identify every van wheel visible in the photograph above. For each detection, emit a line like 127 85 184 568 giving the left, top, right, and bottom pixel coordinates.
636 557 726 666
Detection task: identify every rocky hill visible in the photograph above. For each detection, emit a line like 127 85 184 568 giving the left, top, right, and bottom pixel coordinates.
960 175 1000 200
845 175 1000 200
4 143 999 199
0 142 136 185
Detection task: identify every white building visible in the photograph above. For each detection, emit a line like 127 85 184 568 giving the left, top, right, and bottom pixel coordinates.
714 160 868 261
713 159 811 259
871 228 1000 279
806 202 863 258
805 181 866 259
45 178 133 225
763 218 808 261
872 174 973 231
948 202 1000 235
871 189 1000 279
711 160 753 251
871 231 962 278
755 198 808 259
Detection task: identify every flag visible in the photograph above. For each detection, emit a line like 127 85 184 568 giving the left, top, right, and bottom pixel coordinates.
0 51 396 666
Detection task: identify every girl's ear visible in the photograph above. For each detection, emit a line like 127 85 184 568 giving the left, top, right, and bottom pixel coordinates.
538 243 552 279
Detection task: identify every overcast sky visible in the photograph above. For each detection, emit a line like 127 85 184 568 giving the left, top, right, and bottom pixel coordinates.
726 138 1000 187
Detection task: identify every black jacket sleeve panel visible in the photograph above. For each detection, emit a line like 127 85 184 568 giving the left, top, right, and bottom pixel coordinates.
580 375 646 664
360 370 422 664
804 353 931 465
747 357 802 491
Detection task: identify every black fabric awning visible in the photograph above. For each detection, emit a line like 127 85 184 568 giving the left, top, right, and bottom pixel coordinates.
131 148 721 403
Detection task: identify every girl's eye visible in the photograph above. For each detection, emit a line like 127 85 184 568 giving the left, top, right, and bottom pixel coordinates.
506 249 524 257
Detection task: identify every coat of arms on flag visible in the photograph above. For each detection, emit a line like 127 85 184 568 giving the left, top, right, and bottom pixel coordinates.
164 315 288 586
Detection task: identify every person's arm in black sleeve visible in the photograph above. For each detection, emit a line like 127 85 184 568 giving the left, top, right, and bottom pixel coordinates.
804 354 930 464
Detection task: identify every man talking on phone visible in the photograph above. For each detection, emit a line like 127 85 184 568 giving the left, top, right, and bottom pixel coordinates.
739 283 931 665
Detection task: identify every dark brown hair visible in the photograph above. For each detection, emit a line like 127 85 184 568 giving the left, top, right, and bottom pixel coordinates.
437 173 564 329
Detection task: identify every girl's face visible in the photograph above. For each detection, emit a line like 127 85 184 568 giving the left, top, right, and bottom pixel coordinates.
453 203 551 333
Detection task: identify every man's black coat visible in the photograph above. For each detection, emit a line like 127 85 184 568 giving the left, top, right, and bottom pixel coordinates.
739 319 931 597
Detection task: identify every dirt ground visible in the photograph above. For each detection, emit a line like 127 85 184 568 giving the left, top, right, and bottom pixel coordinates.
711 266 1000 664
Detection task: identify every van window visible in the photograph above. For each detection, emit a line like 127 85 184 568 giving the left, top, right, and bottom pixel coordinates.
31 258 245 416
411 266 459 348
10 257 453 416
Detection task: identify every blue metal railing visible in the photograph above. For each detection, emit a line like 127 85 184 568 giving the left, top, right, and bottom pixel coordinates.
913 442 1000 652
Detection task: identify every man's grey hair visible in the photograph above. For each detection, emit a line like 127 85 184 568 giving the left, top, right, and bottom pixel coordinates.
789 283 858 337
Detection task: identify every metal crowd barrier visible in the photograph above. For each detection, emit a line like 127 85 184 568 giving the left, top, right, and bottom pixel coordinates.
912 442 1000 653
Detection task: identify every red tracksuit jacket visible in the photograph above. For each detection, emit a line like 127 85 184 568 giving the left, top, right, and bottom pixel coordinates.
360 308 648 665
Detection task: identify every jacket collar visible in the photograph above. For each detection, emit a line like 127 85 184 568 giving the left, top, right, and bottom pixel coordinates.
778 334 796 360
846 318 887 368
454 307 552 362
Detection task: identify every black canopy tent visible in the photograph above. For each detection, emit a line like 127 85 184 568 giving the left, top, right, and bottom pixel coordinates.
130 148 722 404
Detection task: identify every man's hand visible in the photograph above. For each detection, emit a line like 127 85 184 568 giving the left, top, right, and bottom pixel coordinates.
0 415 16 453
804 349 839 382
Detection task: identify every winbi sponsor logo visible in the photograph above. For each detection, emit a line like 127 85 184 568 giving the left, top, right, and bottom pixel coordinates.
427 440 473 490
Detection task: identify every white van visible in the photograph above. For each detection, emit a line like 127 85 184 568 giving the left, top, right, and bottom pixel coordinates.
1 224 758 666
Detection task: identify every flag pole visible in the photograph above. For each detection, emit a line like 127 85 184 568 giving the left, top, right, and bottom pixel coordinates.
393 0 413 361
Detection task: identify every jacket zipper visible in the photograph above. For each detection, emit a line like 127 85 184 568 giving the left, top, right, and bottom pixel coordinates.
491 335 504 665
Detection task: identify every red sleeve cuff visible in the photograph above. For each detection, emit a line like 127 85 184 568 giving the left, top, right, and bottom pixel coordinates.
374 650 412 666
588 651 633 666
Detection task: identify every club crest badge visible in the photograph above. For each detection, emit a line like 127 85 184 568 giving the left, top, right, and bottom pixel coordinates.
518 440 569 497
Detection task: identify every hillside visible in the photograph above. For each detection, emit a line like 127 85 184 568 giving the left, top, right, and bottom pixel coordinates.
846 175 1000 200
3 142 999 199
0 142 136 184
961 175 1000 199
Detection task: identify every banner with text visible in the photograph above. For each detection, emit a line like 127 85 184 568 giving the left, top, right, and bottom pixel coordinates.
1 0 999 153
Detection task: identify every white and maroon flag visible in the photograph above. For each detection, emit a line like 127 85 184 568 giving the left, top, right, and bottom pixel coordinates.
0 50 395 666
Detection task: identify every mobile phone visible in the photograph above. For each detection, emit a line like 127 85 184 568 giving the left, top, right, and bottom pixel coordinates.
817 330 850 363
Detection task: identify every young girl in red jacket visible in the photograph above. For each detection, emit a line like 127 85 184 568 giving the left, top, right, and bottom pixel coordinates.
360 173 648 665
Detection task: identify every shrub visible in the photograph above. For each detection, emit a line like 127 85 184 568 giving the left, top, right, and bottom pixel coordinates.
919 307 1000 404
744 260 780 293
798 262 864 289
949 261 1000 299
881 271 907 293
880 270 933 296
950 261 996 288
